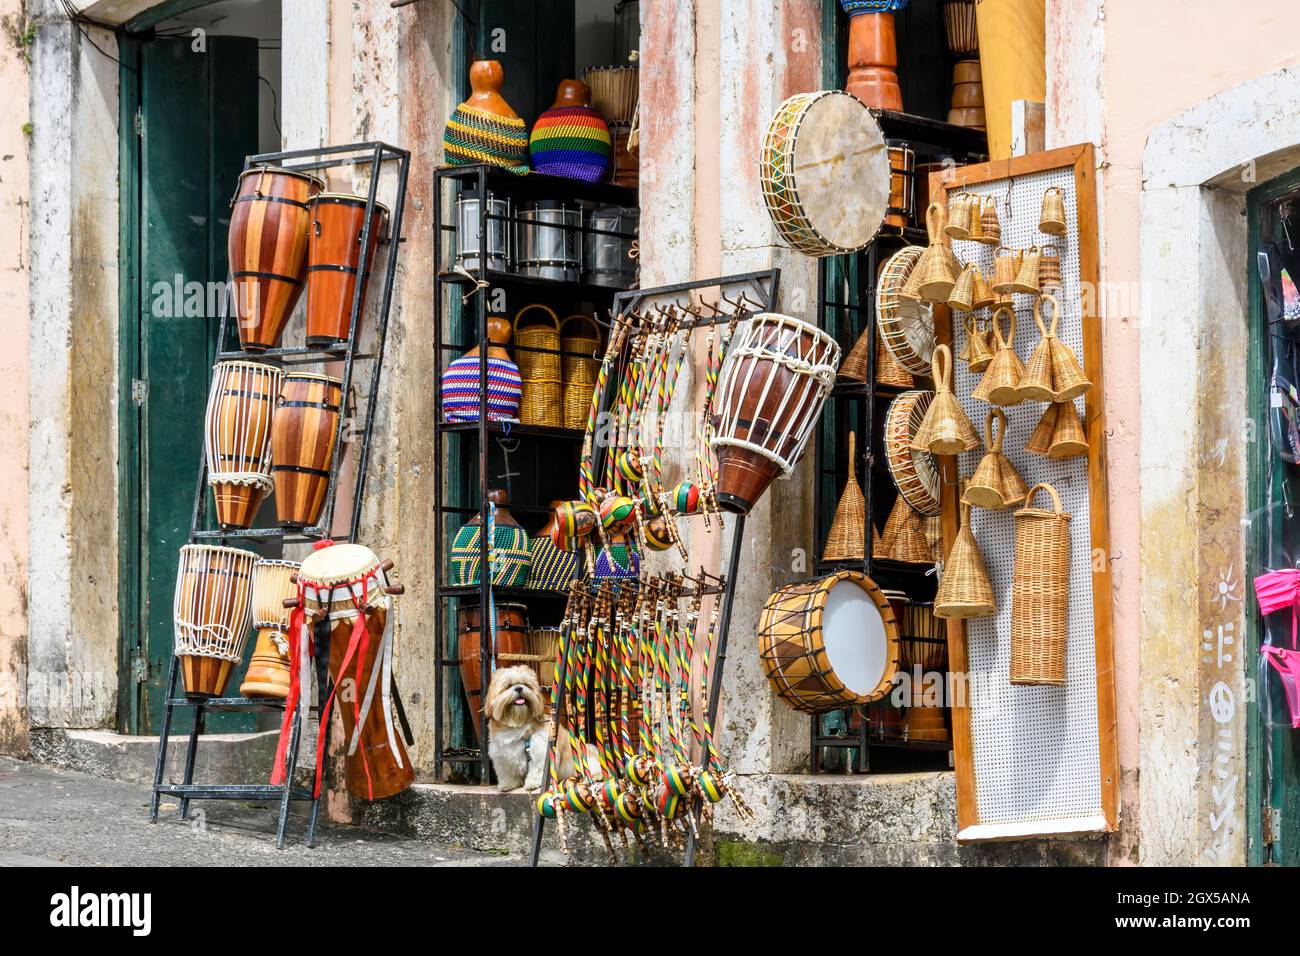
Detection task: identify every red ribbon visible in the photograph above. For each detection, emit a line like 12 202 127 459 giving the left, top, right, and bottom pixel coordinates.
270 600 306 787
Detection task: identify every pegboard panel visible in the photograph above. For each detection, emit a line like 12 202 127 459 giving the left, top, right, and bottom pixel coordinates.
932 145 1117 841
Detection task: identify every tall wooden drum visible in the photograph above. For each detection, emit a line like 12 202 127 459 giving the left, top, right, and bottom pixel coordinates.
710 313 840 514
306 193 389 351
271 372 343 528
241 559 299 699
758 570 900 715
229 166 325 351
205 360 282 529
173 544 257 697
457 602 529 742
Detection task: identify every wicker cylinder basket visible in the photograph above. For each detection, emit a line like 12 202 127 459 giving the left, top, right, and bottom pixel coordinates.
1011 483 1072 686
513 304 563 427
561 313 602 430
934 498 995 619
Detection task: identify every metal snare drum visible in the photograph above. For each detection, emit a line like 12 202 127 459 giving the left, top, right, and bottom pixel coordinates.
455 193 512 272
516 201 582 283
582 206 639 289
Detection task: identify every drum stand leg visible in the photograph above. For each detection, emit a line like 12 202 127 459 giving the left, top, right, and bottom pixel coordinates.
149 655 180 823
305 629 334 849
178 706 205 821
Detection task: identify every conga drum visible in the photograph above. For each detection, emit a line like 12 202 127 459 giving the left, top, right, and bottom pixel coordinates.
758 570 900 714
229 166 325 350
896 598 950 741
305 193 389 351
240 559 299 699
299 542 413 801
173 544 257 697
457 602 528 741
270 372 343 528
710 313 840 514
204 360 282 528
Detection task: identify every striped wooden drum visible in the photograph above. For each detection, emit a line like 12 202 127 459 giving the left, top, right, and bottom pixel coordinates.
240 559 299 699
758 570 899 715
204 360 282 529
305 193 389 351
271 372 343 528
229 166 325 351
173 544 256 697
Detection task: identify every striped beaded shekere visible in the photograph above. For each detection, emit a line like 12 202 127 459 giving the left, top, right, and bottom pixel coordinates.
441 355 522 422
443 105 531 174
529 106 612 183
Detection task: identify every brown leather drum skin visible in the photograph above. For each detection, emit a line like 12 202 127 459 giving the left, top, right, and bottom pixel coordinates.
270 373 343 528
229 167 324 351
457 602 529 742
306 194 388 350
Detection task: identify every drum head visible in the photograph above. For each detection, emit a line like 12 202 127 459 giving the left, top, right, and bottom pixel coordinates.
823 576 893 698
790 92 890 253
299 542 380 585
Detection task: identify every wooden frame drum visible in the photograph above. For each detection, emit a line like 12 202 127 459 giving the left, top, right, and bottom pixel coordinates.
205 360 282 529
885 389 941 516
878 246 936 374
759 570 900 714
173 544 257 697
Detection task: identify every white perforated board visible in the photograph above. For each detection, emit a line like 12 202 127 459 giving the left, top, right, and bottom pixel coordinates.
933 146 1117 841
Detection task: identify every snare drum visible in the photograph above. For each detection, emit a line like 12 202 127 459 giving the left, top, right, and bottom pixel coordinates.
173 544 257 697
456 193 512 272
759 570 900 714
204 360 282 529
582 206 638 288
516 201 582 282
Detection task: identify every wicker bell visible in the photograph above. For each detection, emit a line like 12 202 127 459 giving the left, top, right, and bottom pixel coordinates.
992 246 1021 295
917 202 960 303
514 303 563 427
965 314 994 372
1047 314 1092 403
947 263 978 313
971 306 1025 406
963 409 1027 510
1011 483 1071 685
1011 245 1042 294
1024 402 1058 456
823 432 879 562
978 196 1001 245
1048 402 1089 459
1017 295 1058 403
877 335 914 389
1039 244 1062 290
967 199 985 242
911 344 979 455
971 267 996 310
945 193 973 240
934 498 996 619
881 495 932 565
1039 186 1067 236
839 328 872 383
925 515 944 563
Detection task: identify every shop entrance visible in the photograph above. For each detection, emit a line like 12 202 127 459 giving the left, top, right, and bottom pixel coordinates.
1247 169 1300 866
117 0 282 734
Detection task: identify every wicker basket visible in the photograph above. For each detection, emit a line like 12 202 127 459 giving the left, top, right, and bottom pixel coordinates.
945 193 973 240
971 306 1025 406
1040 186 1067 236
962 409 1027 510
991 246 1020 295
971 268 995 310
561 314 601 430
948 262 977 312
911 344 979 455
1011 244 1042 295
881 496 932 564
514 304 563 427
1039 244 1062 290
934 498 996 619
1011 483 1072 686
1048 402 1089 459
916 202 959 304
978 195 1001 246
823 432 881 561
876 335 914 388
839 328 871 383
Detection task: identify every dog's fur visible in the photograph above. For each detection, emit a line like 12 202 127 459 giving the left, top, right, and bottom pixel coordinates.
485 665 571 791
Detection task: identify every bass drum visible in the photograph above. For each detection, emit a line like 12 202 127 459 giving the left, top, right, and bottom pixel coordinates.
758 570 900 714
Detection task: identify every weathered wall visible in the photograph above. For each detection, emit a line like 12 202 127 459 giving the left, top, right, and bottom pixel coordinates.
0 0 31 754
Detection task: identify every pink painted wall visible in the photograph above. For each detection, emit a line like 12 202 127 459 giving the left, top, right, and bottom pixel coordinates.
0 0 31 753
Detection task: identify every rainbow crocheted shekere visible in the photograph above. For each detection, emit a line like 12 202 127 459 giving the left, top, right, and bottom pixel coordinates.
443 105 531 174
529 106 612 183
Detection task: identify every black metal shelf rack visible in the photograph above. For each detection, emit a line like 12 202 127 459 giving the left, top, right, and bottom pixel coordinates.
810 114 987 774
150 141 410 847
432 163 639 784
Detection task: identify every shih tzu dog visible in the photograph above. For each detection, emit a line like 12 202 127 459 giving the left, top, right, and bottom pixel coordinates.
485 665 572 792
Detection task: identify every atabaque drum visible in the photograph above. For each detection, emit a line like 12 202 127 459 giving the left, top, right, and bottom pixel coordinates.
173 544 257 697
229 166 325 350
457 602 528 742
305 193 389 351
758 570 900 714
240 559 299 699
270 372 343 528
299 542 413 801
204 360 283 528
710 313 840 514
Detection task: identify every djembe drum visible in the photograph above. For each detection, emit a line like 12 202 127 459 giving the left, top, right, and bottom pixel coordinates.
710 313 840 514
173 544 257 697
229 166 325 350
457 602 529 741
305 193 389 351
760 90 890 257
240 559 299 699
204 360 282 528
294 542 412 801
895 598 950 741
271 372 343 528
759 570 900 714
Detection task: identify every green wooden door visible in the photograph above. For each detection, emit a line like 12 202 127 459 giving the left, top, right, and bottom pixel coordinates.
126 35 260 733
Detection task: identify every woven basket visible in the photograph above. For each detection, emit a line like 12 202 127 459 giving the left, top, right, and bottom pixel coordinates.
911 345 979 455
948 262 977 312
1017 294 1057 403
450 495 533 587
1040 186 1067 236
945 193 973 240
971 306 1025 406
877 335 913 388
1025 402 1058 457
561 314 601 430
1047 401 1089 459
514 304 563 427
963 409 1027 510
823 432 880 561
924 515 944 563
978 196 1001 245
1011 483 1071 686
1010 244 1042 295
839 328 871 383
881 496 932 564
991 246 1020 295
1039 244 1062 290
971 268 995 310
934 499 996 619
917 202 959 303
966 313 994 372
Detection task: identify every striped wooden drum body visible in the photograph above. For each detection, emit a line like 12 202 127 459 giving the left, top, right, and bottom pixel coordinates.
205 361 282 529
306 193 389 351
229 167 325 350
758 570 899 715
173 544 257 697
241 559 299 699
271 373 343 528
457 602 529 742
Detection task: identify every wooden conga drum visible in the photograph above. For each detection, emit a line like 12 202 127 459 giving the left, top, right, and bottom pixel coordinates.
896 599 950 741
457 602 528 741
240 559 299 699
204 360 282 528
710 313 840 514
299 542 413 801
229 166 325 350
305 193 389 351
270 372 343 528
173 544 256 697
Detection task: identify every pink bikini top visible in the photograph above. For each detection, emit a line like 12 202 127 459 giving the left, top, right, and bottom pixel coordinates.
1255 568 1300 648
